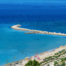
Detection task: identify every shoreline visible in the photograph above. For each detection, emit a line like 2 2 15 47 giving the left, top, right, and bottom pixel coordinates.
11 25 66 36
9 25 66 66
6 45 66 66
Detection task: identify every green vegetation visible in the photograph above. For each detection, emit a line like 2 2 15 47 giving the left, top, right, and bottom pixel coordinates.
54 61 58 66
5 49 66 66
25 60 40 66
61 62 65 66
40 49 66 66
53 57 66 66
47 64 49 66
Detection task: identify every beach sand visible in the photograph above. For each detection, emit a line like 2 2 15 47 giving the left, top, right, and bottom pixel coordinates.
17 45 66 66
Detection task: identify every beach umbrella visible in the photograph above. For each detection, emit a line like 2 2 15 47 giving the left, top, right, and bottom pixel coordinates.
35 55 38 57
25 58 28 60
37 57 40 60
25 57 30 60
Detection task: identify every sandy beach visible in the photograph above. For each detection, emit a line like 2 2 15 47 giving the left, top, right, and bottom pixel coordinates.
13 45 66 66
11 25 66 36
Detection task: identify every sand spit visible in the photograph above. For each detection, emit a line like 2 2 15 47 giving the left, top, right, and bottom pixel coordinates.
11 25 66 36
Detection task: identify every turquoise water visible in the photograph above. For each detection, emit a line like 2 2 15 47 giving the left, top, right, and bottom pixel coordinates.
0 4 66 65
0 24 66 65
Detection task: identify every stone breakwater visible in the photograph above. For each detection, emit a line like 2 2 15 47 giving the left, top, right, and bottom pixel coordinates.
11 25 66 36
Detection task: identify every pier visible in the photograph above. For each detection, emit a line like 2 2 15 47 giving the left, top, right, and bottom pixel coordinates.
11 25 66 36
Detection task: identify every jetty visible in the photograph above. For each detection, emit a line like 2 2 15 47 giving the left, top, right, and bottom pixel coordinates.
11 25 66 36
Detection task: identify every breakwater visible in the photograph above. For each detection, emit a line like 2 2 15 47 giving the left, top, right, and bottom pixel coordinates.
11 25 66 36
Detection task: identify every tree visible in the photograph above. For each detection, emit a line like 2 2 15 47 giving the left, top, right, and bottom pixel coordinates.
25 60 40 66
32 60 40 66
55 53 59 55
25 60 32 66
61 62 65 66
64 57 66 60
61 58 64 62
54 61 58 66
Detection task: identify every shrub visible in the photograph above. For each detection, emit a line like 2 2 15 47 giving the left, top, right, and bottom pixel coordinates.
55 53 59 55
54 61 58 66
33 60 40 66
64 57 66 60
61 62 65 66
25 60 40 66
47 64 49 66
25 60 33 66
61 58 64 62
62 49 65 52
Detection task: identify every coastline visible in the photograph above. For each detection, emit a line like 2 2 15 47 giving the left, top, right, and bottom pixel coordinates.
11 25 66 36
6 45 66 66
5 25 66 66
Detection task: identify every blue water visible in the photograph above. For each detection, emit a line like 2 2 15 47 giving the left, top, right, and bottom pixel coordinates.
0 3 66 65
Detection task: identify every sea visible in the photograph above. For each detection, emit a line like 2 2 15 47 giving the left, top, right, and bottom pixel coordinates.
0 2 66 65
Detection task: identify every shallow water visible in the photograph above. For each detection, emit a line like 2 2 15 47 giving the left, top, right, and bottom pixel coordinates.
0 4 66 65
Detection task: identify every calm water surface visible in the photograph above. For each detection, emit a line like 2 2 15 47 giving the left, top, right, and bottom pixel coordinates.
0 4 66 65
